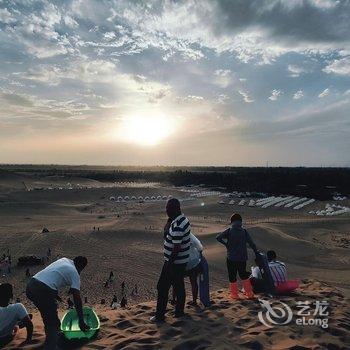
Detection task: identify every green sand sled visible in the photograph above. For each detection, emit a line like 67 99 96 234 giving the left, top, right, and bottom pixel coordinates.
61 307 100 340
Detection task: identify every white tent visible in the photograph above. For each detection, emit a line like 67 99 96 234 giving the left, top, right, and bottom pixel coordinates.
162 195 168 200
157 196 162 200
131 196 137 200
151 196 156 200
138 196 143 200
117 196 123 201
124 196 130 200
168 195 173 199
144 196 150 200
109 196 115 201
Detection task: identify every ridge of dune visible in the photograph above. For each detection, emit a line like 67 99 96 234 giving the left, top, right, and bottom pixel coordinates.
6 279 350 350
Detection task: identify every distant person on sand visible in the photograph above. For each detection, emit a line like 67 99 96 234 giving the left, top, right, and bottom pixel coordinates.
26 256 90 349
0 283 33 347
111 294 118 309
121 281 125 296
120 296 127 308
108 271 114 282
151 198 191 322
216 213 258 299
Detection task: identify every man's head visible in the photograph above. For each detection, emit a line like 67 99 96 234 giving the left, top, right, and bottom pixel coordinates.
73 256 88 274
166 198 181 219
230 213 242 224
267 250 277 262
0 283 13 307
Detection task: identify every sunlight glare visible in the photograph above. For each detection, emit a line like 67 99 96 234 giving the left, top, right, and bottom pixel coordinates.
120 114 173 146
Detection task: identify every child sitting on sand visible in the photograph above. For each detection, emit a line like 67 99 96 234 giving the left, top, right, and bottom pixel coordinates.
216 213 258 299
0 283 33 347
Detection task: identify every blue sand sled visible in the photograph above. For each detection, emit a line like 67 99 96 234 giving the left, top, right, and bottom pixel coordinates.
199 256 211 307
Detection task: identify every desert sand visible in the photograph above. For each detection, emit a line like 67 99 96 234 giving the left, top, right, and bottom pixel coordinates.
5 280 350 350
1 171 349 349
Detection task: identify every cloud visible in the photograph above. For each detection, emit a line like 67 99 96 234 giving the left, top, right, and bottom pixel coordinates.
176 95 204 103
0 8 15 24
318 88 330 98
293 90 304 100
212 0 350 63
288 64 308 77
323 56 350 76
214 69 231 77
238 90 254 103
216 94 229 104
268 89 283 101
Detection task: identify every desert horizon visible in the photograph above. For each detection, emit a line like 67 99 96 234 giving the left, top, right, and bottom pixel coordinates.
1 165 349 349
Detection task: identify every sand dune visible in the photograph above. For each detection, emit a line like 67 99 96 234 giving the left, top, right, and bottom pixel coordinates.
5 280 350 350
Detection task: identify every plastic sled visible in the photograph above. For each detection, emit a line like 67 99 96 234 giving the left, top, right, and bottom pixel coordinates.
61 307 100 340
275 280 299 294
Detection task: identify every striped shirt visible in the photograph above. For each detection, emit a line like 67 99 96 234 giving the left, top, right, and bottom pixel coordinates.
269 261 287 286
164 214 191 265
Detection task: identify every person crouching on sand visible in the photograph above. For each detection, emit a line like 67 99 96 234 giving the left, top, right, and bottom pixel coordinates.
0 283 33 348
26 256 90 350
216 213 257 299
151 198 191 322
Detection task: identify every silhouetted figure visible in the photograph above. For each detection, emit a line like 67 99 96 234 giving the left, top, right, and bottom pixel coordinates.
25 268 31 277
84 296 88 304
108 271 114 282
120 296 127 308
121 281 125 296
110 294 118 309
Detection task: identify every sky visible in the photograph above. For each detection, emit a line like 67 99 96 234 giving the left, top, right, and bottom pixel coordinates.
0 0 350 166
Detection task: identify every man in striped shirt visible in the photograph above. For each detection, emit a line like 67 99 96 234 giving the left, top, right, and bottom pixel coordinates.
267 250 287 286
151 198 191 322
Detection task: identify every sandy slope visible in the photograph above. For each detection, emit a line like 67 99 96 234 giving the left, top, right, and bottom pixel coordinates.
5 280 350 350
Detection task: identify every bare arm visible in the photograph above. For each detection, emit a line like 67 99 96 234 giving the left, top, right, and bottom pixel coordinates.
71 289 90 331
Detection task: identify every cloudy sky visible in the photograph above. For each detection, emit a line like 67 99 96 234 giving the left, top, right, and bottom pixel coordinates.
0 0 349 166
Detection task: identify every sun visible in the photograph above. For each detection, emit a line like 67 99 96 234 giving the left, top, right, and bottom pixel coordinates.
120 114 173 146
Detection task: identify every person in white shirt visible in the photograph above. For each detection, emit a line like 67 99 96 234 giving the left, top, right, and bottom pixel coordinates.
0 283 33 347
185 233 203 306
26 256 89 350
